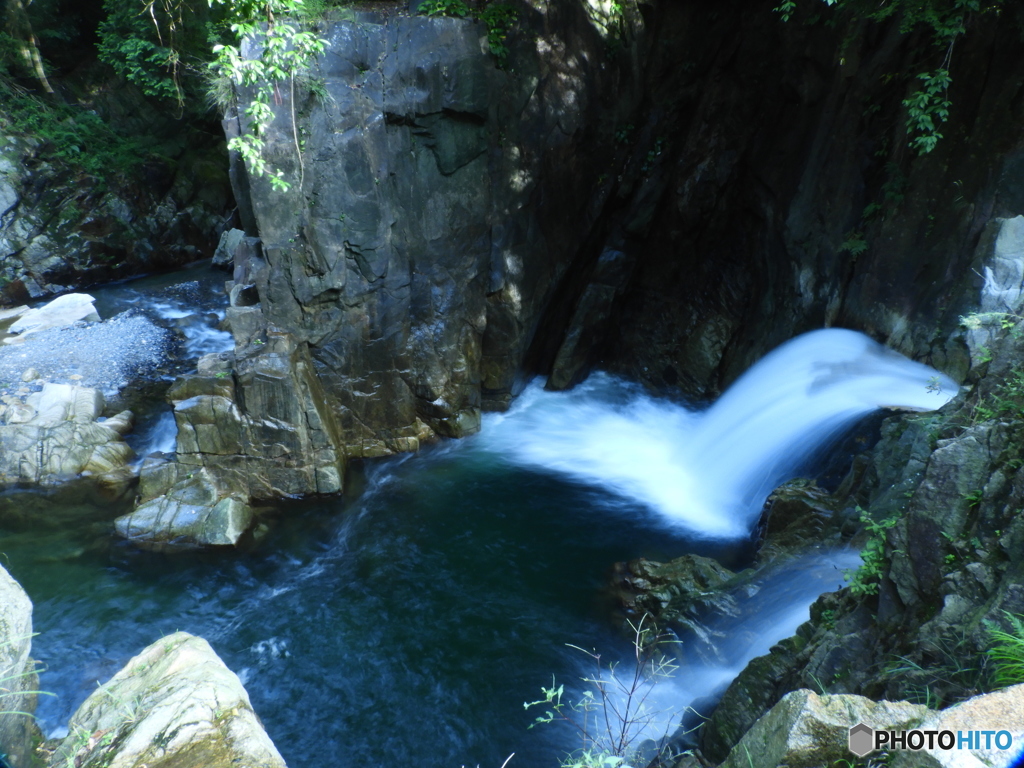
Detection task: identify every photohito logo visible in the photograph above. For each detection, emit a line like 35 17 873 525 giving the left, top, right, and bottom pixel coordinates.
849 723 1016 757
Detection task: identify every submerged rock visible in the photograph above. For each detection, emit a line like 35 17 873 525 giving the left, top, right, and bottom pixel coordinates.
0 563 39 768
48 631 287 768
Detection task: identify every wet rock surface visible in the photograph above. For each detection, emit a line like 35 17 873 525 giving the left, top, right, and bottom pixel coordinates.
696 331 1024 761
115 466 253 549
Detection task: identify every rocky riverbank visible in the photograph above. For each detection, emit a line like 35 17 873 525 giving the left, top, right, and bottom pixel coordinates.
607 217 1024 765
0 562 289 768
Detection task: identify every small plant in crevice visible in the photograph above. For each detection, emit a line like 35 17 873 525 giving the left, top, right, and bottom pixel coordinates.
987 612 1024 690
839 231 868 256
844 506 900 597
418 1 519 68
640 137 664 174
960 310 1024 338
884 631 989 709
1 638 54 728
966 366 1024 426
418 0 471 17
479 3 518 67
524 618 682 768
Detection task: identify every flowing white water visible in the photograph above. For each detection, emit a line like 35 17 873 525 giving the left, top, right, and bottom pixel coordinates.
480 329 958 539
595 550 862 755
132 410 178 459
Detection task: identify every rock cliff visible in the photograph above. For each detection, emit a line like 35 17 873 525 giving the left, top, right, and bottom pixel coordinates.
209 0 1024 501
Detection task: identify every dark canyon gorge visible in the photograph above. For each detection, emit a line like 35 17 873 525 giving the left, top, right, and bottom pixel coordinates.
3 1 1024 767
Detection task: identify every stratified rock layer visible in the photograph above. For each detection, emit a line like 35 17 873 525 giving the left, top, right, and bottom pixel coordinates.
0 383 134 491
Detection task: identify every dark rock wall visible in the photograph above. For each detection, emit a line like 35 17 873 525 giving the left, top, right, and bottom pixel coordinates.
225 0 1024 485
593 2 1024 398
228 4 649 460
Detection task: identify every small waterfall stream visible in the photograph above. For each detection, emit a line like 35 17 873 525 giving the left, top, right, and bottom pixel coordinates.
0 310 958 766
86 260 234 458
481 330 957 537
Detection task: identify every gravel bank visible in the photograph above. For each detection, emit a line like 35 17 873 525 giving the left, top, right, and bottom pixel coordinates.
0 311 173 399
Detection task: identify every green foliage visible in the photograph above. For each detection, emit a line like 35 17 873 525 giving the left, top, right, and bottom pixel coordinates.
525 619 680 768
839 231 868 256
209 0 328 191
773 0 799 22
774 1 1005 154
902 69 951 155
986 612 1024 689
419 0 471 16
418 1 518 67
845 507 900 597
1 636 54 719
479 3 518 66
0 89 149 183
96 0 218 107
964 363 1024 424
959 310 1024 336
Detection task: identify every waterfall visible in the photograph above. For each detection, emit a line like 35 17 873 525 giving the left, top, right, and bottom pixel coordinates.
479 329 958 539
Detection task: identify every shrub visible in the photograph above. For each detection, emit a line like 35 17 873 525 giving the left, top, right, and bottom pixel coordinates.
524 619 683 768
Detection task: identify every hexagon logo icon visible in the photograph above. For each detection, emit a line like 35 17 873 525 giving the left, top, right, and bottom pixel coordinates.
849 723 874 757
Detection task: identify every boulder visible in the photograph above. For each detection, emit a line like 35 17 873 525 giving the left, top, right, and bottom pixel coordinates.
0 563 39 768
718 689 929 768
212 228 246 268
48 631 287 768
0 384 135 492
609 554 738 636
5 293 100 342
114 468 253 549
889 684 1024 768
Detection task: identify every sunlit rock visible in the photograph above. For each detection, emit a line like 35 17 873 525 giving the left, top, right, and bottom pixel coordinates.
114 468 253 549
5 293 100 343
48 631 287 768
0 383 135 492
0 563 39 768
717 689 928 768
889 684 1024 767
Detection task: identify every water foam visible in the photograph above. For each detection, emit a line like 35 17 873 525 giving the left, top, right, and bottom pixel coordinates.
479 329 957 538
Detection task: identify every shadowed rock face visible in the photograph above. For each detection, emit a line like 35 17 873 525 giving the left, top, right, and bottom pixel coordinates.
222 6 647 467
203 0 1024 510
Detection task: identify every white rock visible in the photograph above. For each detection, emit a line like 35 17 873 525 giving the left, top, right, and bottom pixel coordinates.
0 563 37 768
24 383 104 425
6 293 100 342
889 684 1024 768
